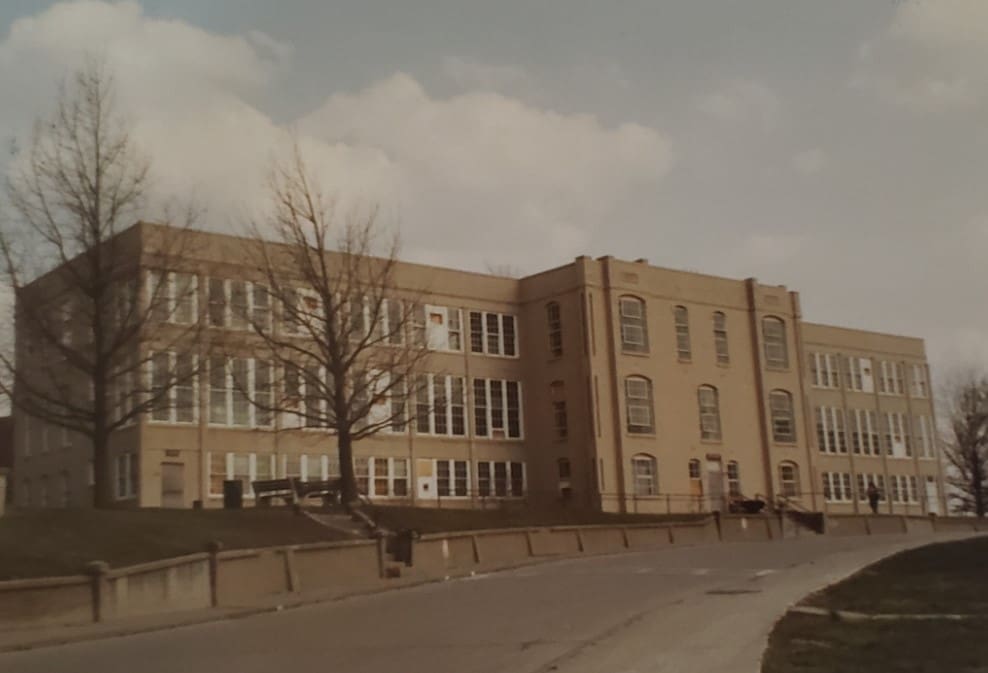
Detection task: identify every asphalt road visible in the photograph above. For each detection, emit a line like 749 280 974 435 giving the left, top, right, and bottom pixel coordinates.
0 534 956 673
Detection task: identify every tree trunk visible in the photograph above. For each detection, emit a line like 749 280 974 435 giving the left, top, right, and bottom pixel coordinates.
91 430 114 508
337 428 359 510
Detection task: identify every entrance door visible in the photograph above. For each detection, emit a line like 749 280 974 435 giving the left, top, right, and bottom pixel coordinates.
416 459 435 500
161 462 185 508
925 476 940 515
706 459 724 511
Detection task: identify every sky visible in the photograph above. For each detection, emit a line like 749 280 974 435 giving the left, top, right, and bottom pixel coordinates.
0 0 986 384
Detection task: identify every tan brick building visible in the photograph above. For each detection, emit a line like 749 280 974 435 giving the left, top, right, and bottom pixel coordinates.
12 222 947 515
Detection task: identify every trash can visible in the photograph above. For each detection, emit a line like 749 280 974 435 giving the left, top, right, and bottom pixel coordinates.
223 480 243 509
395 529 420 566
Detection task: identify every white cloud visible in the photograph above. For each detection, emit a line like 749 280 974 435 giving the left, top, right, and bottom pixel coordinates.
696 78 781 131
854 0 988 111
792 148 827 175
0 1 673 272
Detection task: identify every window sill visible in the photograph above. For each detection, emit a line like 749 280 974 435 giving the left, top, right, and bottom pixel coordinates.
700 437 722 444
773 440 798 446
473 436 525 442
626 431 657 438
715 361 731 369
621 349 651 358
765 365 791 373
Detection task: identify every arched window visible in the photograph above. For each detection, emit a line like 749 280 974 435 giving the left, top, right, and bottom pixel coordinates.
726 461 741 497
779 462 800 498
546 302 563 357
619 296 648 353
713 311 729 364
550 381 568 440
762 317 789 369
632 454 658 495
770 390 796 442
688 459 701 480
674 306 691 360
624 376 654 434
697 385 722 440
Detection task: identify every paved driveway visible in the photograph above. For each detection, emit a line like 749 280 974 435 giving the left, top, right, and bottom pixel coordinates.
0 534 958 673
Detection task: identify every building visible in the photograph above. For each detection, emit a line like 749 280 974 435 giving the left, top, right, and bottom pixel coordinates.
11 222 947 515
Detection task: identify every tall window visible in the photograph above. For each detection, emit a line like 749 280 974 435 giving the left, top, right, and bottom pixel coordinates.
625 376 654 434
149 351 197 424
762 317 788 369
674 306 691 360
878 361 905 395
208 357 274 428
815 407 847 454
769 390 795 442
843 356 874 393
632 454 658 495
848 408 881 456
473 378 523 439
726 461 741 497
810 353 840 388
713 311 729 364
697 385 721 441
550 381 568 440
414 374 467 437
149 271 198 324
688 458 701 480
546 302 563 357
619 296 648 353
910 364 928 398
778 462 799 498
468 311 517 356
477 460 525 497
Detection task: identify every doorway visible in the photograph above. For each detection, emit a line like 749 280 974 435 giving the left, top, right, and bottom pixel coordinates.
706 459 724 511
161 462 185 508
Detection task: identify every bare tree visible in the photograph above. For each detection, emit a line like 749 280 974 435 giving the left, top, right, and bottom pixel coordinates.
0 60 200 507
243 144 430 508
941 372 988 516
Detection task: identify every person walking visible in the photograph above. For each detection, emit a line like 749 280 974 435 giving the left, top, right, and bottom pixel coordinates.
866 481 880 514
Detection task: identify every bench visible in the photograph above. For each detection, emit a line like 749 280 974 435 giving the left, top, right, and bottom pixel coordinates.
251 478 342 506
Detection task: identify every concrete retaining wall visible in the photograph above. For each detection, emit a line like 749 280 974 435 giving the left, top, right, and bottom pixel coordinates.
1 513 982 632
0 575 91 629
107 554 211 619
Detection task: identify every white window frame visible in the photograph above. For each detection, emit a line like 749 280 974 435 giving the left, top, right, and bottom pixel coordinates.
625 377 654 434
815 406 847 454
884 412 911 458
822 471 852 503
476 460 526 498
910 364 928 398
631 454 658 496
148 351 199 425
915 415 935 459
472 378 524 439
115 452 138 500
810 352 840 389
762 317 789 369
435 459 472 498
367 457 410 498
618 297 648 353
468 311 518 357
208 357 275 429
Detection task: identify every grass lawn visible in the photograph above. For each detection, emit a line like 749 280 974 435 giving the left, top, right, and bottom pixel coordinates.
364 503 707 534
0 507 346 580
763 535 988 672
